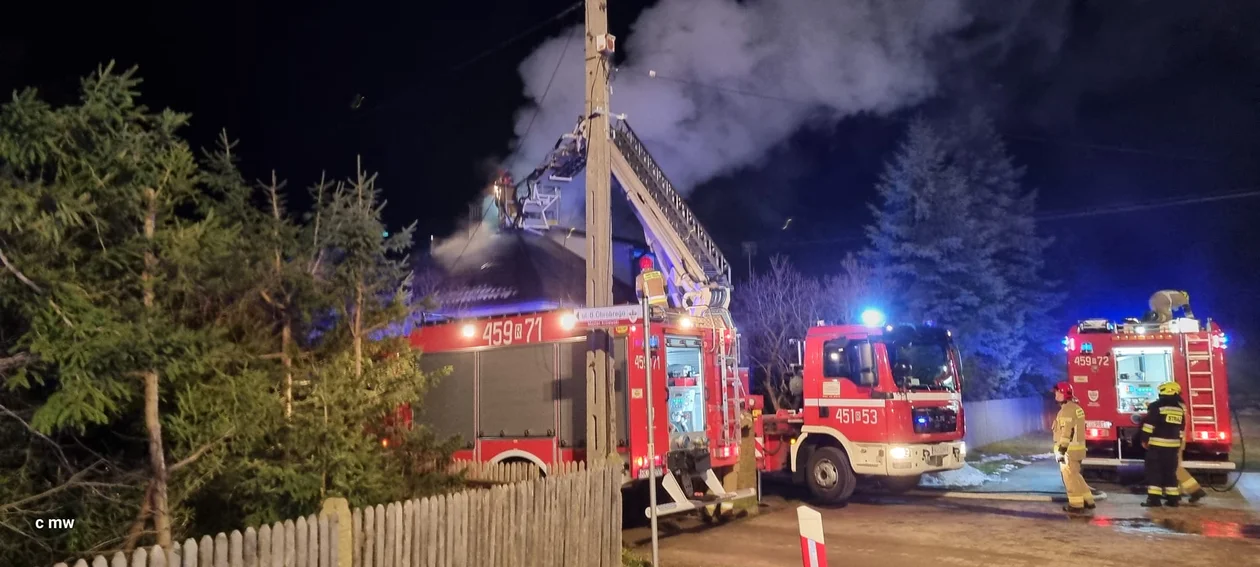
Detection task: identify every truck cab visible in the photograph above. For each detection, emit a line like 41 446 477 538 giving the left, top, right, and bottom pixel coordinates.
757 321 968 504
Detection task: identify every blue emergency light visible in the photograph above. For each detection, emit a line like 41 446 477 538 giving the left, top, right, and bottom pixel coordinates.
860 308 886 327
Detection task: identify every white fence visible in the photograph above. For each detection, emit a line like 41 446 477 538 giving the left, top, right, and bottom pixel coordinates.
963 395 1057 449
51 462 622 567
52 514 338 567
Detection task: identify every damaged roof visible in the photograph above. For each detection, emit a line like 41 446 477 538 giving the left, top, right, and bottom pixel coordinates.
421 230 638 320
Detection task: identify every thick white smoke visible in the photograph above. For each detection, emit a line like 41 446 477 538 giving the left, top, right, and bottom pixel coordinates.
510 0 973 201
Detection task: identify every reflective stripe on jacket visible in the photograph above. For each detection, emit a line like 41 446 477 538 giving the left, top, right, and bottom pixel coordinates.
1054 400 1087 451
1138 397 1185 448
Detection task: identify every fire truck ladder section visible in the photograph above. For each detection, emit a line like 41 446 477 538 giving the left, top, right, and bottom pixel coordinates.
1183 334 1218 431
608 121 751 516
532 116 751 514
521 116 733 322
608 119 734 323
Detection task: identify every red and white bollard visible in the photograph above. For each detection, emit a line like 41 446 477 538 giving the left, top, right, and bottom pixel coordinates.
797 505 827 567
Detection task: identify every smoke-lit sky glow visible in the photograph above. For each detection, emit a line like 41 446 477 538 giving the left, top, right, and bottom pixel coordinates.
6 0 1257 350
512 0 971 193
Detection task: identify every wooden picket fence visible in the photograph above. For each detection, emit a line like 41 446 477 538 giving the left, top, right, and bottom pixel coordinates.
52 513 338 567
447 458 585 484
50 462 621 567
352 461 622 567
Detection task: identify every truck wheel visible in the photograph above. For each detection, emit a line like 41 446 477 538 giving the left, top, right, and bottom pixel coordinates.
806 446 857 504
882 475 921 493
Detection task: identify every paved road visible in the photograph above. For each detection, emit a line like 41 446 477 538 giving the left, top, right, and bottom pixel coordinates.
625 492 1260 567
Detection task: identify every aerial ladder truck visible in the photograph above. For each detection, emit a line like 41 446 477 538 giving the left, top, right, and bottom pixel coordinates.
409 115 755 519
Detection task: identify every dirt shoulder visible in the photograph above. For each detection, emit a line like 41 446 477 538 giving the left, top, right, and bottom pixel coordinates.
629 496 1260 567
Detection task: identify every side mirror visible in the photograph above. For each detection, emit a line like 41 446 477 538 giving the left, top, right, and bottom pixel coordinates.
852 340 877 386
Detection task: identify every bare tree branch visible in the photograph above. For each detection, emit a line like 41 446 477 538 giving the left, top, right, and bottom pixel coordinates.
733 255 824 412
0 353 35 375
0 244 76 327
168 427 235 474
0 460 106 514
0 518 53 551
0 243 43 294
0 401 71 469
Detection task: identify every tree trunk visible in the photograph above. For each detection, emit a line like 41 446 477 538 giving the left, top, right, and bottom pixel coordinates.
268 179 294 419
141 187 172 548
352 281 363 379
282 322 293 417
143 371 172 547
121 481 154 551
761 374 783 412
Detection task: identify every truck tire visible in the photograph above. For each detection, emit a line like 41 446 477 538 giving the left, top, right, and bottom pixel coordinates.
806 446 857 504
882 474 921 493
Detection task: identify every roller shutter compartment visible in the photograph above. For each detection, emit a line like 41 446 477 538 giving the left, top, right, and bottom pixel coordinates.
478 344 557 437
417 352 476 444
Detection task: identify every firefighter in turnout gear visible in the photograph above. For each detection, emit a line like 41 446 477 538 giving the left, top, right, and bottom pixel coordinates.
1175 392 1209 503
1138 382 1187 507
1052 382 1094 513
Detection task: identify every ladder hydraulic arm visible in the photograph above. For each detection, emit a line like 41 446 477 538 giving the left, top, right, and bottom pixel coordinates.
607 119 733 321
508 116 734 324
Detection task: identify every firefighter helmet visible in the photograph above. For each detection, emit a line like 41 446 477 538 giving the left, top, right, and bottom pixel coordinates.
1052 381 1074 399
1158 381 1182 396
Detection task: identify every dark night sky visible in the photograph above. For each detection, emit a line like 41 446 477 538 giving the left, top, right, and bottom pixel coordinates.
3 1 1258 355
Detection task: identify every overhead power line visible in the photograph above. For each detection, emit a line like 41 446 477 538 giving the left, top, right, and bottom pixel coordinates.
751 187 1260 250
337 2 581 124
1037 187 1260 221
450 2 583 72
445 18 577 275
504 28 574 172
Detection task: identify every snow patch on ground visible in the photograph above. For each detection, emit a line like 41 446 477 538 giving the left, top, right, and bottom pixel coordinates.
974 453 1012 464
920 463 1004 488
1027 452 1056 461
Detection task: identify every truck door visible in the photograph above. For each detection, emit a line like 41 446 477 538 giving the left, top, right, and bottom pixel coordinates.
817 338 884 441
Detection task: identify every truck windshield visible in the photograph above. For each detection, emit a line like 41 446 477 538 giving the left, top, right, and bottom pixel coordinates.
888 340 958 393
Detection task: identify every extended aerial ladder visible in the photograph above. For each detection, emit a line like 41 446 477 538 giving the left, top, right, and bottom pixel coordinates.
518 116 734 325
608 120 734 325
509 113 750 517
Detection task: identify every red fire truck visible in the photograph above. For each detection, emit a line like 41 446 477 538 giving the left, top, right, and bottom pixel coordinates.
408 117 755 518
1065 306 1234 480
752 319 969 503
409 305 751 513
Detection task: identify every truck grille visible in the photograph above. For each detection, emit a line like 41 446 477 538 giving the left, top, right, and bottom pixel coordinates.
912 406 958 434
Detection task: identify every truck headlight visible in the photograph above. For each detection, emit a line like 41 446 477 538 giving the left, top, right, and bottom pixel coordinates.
959 442 966 457
890 447 910 459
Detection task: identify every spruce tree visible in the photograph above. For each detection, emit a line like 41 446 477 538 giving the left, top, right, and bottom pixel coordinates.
204 161 461 528
0 63 274 556
0 65 462 564
863 118 1012 399
938 109 1063 394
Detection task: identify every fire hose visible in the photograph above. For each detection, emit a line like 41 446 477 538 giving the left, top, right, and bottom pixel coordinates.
1209 407 1245 493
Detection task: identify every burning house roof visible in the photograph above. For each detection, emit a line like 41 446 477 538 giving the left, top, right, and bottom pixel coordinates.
417 225 639 321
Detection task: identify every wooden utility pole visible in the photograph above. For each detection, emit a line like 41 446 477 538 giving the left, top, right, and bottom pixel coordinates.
584 0 616 463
